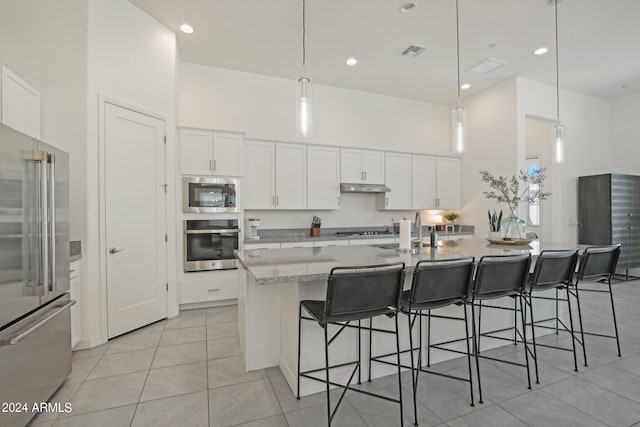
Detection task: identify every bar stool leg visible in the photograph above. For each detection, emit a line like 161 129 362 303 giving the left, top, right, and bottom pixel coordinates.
607 278 623 357
573 283 588 367
407 312 418 426
426 309 431 367
324 326 332 426
368 317 373 382
463 304 475 407
527 293 540 384
519 295 532 390
358 319 362 384
470 300 483 404
513 298 518 345
477 300 483 353
394 314 404 427
565 286 579 372
297 304 302 400
555 288 559 334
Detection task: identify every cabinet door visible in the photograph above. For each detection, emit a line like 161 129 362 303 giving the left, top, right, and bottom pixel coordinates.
436 157 461 209
362 150 385 184
245 140 276 209
213 132 243 176
308 146 340 209
1 66 40 138
180 129 213 175
383 152 412 210
411 155 437 209
275 143 307 209
340 148 363 183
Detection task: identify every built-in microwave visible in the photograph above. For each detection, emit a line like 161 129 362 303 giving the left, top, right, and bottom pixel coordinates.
183 177 240 213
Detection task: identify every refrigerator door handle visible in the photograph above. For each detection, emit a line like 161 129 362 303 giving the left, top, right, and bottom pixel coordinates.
48 154 56 293
39 152 49 297
0 300 76 346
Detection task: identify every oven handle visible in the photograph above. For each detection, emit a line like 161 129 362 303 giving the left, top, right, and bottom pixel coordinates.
185 229 240 235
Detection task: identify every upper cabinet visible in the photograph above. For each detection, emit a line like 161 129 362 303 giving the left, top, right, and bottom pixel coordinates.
411 155 461 209
381 152 412 210
244 140 307 210
307 145 340 210
179 128 243 176
340 148 384 184
1 65 41 139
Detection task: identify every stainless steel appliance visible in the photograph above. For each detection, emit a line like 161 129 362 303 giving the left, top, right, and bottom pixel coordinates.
183 177 240 213
184 219 239 272
245 218 260 240
0 124 72 427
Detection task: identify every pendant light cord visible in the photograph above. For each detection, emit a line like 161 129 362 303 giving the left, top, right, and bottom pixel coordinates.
456 0 461 106
302 0 306 75
555 0 560 123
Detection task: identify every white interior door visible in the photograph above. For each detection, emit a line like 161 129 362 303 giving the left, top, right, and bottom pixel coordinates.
104 103 167 338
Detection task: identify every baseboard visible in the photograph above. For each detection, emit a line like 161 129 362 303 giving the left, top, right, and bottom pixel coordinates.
73 335 106 350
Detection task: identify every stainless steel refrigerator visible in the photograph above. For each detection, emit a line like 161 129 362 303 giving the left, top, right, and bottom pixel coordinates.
0 123 73 427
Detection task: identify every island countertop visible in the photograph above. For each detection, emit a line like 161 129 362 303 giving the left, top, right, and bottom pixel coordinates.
235 238 581 285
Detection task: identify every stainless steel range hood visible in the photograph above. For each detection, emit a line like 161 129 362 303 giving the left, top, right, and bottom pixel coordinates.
340 183 390 193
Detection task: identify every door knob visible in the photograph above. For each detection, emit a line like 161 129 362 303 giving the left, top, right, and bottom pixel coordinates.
109 247 126 254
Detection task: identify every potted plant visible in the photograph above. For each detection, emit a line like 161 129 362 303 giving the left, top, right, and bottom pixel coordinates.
444 212 458 224
479 168 550 239
488 209 503 240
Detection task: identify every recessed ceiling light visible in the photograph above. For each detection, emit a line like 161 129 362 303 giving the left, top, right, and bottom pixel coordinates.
460 83 471 90
180 24 194 34
346 57 358 66
533 47 549 56
399 2 417 13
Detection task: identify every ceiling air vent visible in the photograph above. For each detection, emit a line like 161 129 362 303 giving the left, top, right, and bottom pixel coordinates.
401 45 426 57
467 58 506 75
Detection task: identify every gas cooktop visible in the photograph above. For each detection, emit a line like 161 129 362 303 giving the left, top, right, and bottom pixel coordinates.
335 230 394 237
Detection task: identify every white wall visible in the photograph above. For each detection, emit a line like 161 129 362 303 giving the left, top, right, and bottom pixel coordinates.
611 92 640 174
525 117 554 240
0 0 87 242
85 0 177 346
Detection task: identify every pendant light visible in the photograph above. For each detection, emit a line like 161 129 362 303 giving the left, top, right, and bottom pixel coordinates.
296 0 313 137
552 0 565 164
451 0 467 155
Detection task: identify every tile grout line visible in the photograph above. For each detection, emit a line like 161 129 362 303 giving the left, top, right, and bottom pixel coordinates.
205 307 212 427
265 374 290 427
129 332 162 426
537 387 618 426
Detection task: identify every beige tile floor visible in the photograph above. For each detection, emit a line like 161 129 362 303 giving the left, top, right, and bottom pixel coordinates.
28 279 640 427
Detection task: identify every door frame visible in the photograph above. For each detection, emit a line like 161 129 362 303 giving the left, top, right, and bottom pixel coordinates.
97 95 177 343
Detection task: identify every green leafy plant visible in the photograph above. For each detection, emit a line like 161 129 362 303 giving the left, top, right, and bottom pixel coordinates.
479 168 551 214
488 209 503 232
444 212 458 222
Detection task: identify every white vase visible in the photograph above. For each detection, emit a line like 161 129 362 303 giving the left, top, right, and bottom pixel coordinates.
488 231 503 241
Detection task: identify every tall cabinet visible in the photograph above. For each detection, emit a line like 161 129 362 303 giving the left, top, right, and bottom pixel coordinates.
578 174 640 272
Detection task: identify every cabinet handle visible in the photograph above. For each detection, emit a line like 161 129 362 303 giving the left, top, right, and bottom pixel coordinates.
386 197 388 206
209 159 213 170
272 195 275 206
276 195 280 206
213 159 217 171
208 288 220 292
361 171 364 181
70 269 76 273
337 196 340 206
364 171 367 181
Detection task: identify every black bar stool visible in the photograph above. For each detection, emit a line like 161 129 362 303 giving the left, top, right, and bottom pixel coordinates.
572 245 622 365
470 254 531 404
524 249 580 382
296 262 406 427
401 257 476 426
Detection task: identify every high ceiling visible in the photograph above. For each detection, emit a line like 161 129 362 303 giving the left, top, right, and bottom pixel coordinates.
130 0 640 105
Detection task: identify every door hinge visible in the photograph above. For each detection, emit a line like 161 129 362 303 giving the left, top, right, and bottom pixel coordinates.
163 184 168 193
166 283 168 292
165 234 168 243
164 135 167 144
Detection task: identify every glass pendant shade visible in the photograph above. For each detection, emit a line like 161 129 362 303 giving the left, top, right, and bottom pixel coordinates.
552 123 565 164
296 77 313 138
451 106 467 154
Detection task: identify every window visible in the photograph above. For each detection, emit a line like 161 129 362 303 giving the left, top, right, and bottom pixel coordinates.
527 159 540 227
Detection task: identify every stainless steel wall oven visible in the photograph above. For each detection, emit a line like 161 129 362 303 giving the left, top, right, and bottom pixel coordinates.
183 177 239 213
184 219 239 272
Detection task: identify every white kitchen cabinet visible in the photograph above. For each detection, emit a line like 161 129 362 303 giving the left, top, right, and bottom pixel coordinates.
280 241 314 248
244 140 276 209
69 260 81 348
1 65 40 139
244 242 281 250
180 270 239 304
179 129 243 176
313 240 349 247
436 157 461 209
380 152 412 210
307 145 340 210
411 155 461 210
349 237 396 246
340 148 384 184
245 140 307 210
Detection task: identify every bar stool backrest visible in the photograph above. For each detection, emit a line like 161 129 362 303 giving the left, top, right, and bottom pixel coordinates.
325 262 405 323
576 245 621 280
408 257 475 309
530 250 579 288
473 255 531 300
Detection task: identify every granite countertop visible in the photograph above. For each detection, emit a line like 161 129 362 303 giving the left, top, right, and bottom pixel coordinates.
70 240 82 262
244 226 475 245
236 238 579 285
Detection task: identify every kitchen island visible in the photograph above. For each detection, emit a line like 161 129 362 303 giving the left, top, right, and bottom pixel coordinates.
236 239 574 396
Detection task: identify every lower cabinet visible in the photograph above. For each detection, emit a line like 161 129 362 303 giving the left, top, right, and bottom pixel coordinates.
348 238 396 246
69 260 81 348
280 241 314 248
313 240 349 247
180 270 239 304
